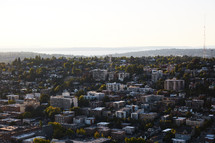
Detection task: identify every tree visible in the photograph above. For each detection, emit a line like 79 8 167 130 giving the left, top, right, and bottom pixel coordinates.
40 94 50 103
39 120 43 127
22 112 32 119
45 106 61 120
94 131 100 139
78 95 89 107
125 137 146 143
33 138 50 143
48 122 65 139
99 84 106 90
8 99 15 104
66 129 75 138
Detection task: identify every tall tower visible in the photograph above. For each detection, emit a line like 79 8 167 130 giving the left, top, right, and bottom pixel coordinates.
203 17 206 58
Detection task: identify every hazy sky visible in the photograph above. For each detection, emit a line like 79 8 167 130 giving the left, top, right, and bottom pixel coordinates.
0 0 215 52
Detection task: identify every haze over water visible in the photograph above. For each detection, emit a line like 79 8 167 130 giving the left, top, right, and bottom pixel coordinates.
1 46 213 56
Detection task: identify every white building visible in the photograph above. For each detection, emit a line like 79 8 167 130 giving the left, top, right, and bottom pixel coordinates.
106 82 127 92
84 91 105 100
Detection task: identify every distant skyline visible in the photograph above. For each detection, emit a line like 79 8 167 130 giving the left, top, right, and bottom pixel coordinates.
0 0 215 52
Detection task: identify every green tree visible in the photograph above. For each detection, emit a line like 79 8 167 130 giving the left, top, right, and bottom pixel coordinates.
94 131 100 139
45 106 61 120
125 137 146 143
33 138 50 143
8 99 15 104
78 95 89 107
48 122 65 139
40 94 50 103
66 129 75 138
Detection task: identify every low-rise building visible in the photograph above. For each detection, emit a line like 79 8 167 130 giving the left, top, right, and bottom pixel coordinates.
186 117 205 127
164 78 185 91
50 96 78 110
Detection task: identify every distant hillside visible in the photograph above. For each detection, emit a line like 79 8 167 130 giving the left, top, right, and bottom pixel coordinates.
0 52 77 63
111 48 215 57
0 48 214 63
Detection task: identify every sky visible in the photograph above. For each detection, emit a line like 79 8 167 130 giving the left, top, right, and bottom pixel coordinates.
0 0 215 53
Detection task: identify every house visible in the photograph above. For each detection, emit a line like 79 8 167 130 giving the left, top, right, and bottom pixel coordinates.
173 126 194 143
97 127 111 137
205 134 215 143
113 101 125 109
111 129 125 141
85 117 95 125
91 107 105 118
122 126 135 134
73 116 87 124
115 107 130 118
23 136 46 143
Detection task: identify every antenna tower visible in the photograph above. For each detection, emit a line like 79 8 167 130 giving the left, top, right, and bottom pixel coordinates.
203 17 206 58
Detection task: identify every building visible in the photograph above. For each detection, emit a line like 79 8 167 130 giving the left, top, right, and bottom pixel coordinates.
73 116 87 124
84 91 105 100
186 117 205 127
0 104 25 113
90 69 108 81
24 98 40 109
85 117 95 125
151 69 163 82
113 101 125 109
115 107 131 118
185 99 204 110
174 117 186 126
7 95 19 101
116 110 127 119
55 111 75 124
118 72 130 81
111 129 125 140
172 126 193 143
50 96 78 110
140 94 164 103
164 78 185 91
122 126 135 134
106 82 126 92
91 107 105 118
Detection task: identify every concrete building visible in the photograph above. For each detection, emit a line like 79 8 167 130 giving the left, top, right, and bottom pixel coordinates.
85 117 95 125
7 95 19 101
151 69 163 82
90 69 108 81
55 111 75 124
185 99 204 110
84 91 105 100
50 96 78 110
186 117 205 127
123 126 135 134
164 78 185 91
106 82 126 92
118 72 130 81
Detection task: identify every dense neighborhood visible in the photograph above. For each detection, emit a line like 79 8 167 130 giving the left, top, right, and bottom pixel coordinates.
0 55 214 143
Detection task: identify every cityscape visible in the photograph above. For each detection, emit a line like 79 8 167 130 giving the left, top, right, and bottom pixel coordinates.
0 0 215 143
